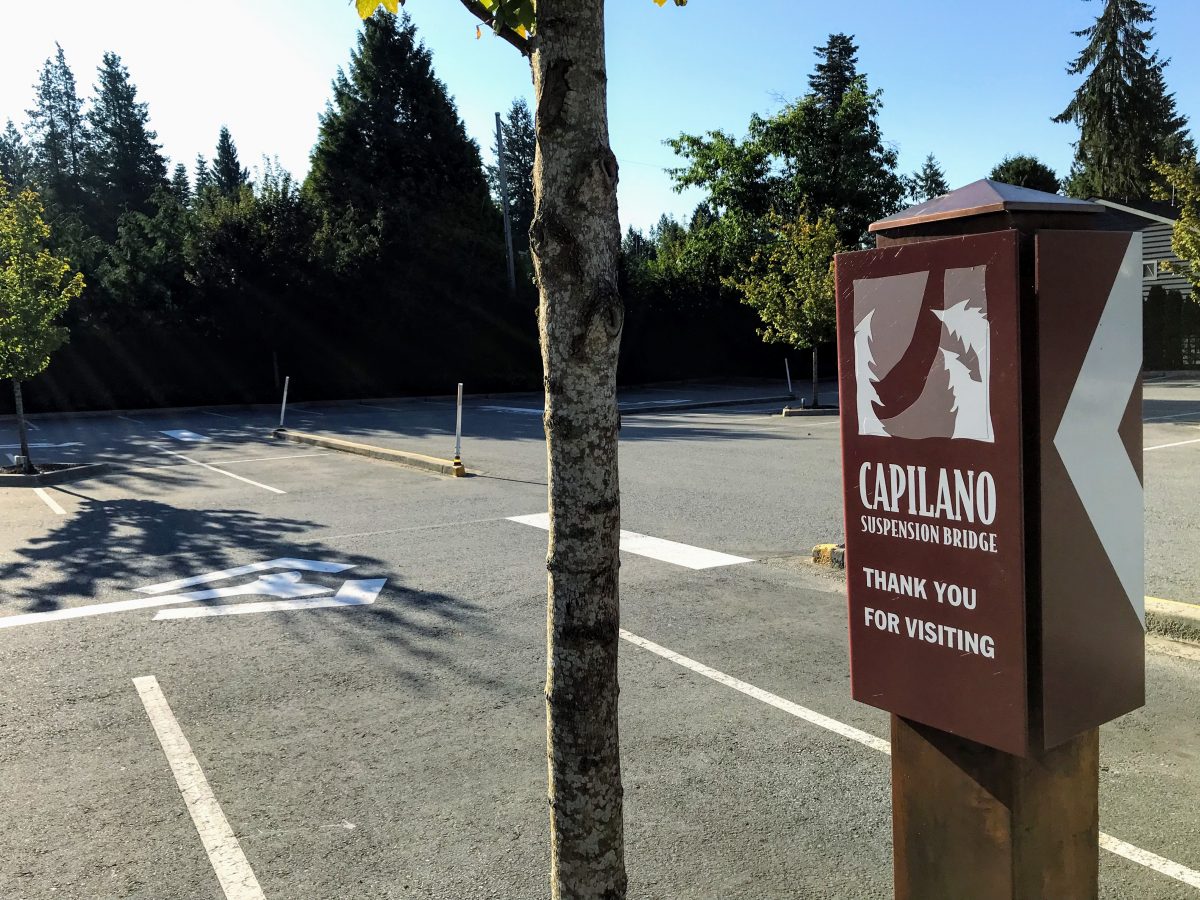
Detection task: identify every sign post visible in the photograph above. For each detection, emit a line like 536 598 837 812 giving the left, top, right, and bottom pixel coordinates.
834 180 1145 898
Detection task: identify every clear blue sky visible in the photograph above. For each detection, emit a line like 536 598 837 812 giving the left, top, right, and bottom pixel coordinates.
3 1 1197 231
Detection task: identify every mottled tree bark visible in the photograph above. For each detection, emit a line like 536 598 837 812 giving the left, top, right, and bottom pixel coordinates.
12 379 34 474
529 2 627 897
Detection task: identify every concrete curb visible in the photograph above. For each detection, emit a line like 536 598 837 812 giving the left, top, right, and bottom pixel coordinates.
808 546 1200 646
1146 596 1200 644
272 429 466 478
0 462 109 487
781 406 840 418
620 395 796 416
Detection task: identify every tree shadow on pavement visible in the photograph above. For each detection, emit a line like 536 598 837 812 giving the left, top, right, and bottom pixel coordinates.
0 496 515 693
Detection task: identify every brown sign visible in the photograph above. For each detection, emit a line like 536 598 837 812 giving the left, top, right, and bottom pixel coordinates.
835 227 1146 757
835 231 1029 755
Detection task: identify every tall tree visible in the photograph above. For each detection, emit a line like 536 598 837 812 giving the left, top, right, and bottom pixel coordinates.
351 2 687 897
25 44 89 212
671 33 903 251
905 153 950 204
193 154 212 199
989 154 1061 194
0 121 36 195
210 126 249 197
85 52 167 239
488 97 536 254
97 187 194 325
307 11 501 290
1054 0 1192 199
0 180 84 472
169 162 191 202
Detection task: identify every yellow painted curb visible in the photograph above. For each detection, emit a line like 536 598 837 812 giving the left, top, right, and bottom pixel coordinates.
273 429 467 478
812 543 845 568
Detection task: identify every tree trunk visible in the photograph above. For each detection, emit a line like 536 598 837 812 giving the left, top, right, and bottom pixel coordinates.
811 344 820 409
530 2 627 897
13 379 34 474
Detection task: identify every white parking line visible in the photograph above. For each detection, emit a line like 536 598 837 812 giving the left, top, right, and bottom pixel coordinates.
1145 437 1200 452
33 488 66 515
133 676 266 900
480 405 544 415
200 411 238 420
158 449 286 494
1143 409 1200 421
217 452 326 466
620 629 1200 891
508 513 752 569
118 415 146 425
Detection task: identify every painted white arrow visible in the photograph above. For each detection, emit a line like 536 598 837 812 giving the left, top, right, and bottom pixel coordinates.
137 558 354 595
1053 234 1145 627
154 578 387 620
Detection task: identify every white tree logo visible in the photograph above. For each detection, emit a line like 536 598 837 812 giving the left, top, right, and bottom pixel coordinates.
853 269 994 442
854 309 888 436
933 300 993 442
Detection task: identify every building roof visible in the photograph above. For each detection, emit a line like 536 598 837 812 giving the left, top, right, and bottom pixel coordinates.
1091 198 1179 227
869 179 1101 232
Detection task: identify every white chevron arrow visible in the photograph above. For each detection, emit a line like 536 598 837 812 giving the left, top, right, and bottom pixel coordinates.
1053 233 1145 628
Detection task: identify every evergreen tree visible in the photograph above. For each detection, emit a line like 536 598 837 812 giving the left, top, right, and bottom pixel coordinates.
1054 0 1192 199
807 33 860 108
170 162 191 202
752 33 902 248
193 154 212 199
487 98 535 252
671 33 902 250
989 154 1061 193
0 121 36 195
97 187 194 325
905 153 950 203
85 52 167 240
25 44 88 212
306 12 502 284
210 126 249 197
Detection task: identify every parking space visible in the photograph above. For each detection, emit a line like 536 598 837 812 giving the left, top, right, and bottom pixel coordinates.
1 378 1199 898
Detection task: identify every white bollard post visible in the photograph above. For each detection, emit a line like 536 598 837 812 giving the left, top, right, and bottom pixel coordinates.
279 376 290 429
454 382 463 465
785 358 793 396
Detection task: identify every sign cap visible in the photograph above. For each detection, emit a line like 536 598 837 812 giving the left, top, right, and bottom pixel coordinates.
870 179 1101 233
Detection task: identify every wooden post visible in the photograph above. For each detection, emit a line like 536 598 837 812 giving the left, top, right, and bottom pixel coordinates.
892 717 1099 899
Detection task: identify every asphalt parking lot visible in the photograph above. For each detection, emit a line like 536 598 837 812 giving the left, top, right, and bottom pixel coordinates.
1 377 1198 899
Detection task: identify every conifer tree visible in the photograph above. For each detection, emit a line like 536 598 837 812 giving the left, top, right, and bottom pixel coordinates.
210 126 249 197
85 52 167 239
671 33 902 250
488 98 536 252
906 153 950 203
1054 0 1192 199
170 162 191 202
25 44 89 212
0 121 36 195
307 12 501 282
193 154 212 199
